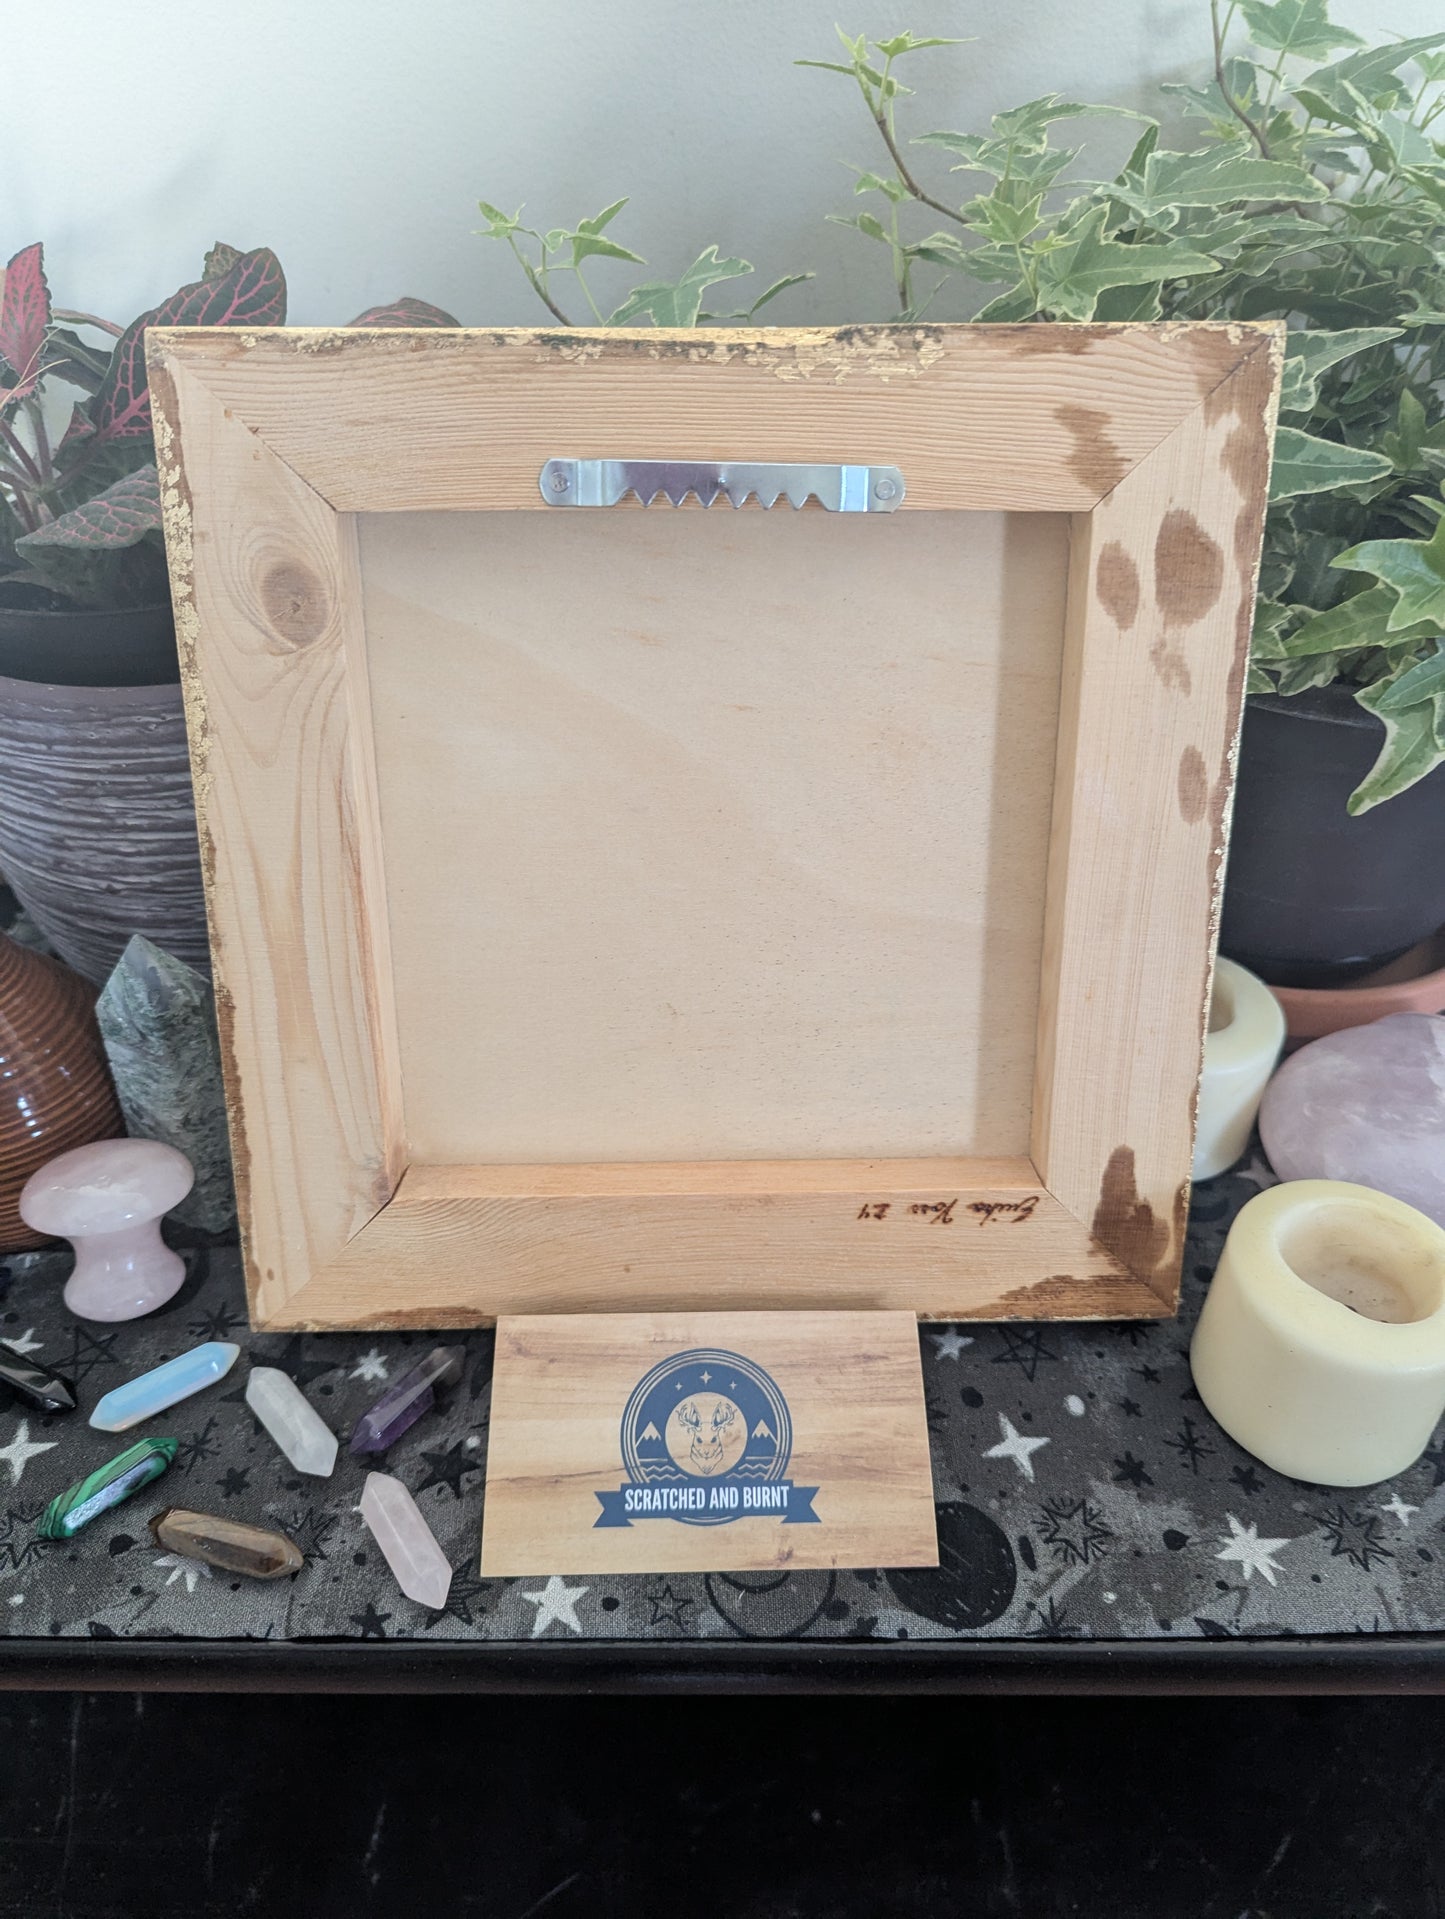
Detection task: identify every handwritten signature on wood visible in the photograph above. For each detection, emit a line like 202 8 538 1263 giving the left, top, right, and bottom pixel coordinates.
855 1195 1040 1227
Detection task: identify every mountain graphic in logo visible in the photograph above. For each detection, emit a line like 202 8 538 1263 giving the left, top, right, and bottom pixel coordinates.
594 1348 819 1529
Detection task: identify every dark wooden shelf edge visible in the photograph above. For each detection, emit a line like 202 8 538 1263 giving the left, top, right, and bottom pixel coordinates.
1 1634 1442 1695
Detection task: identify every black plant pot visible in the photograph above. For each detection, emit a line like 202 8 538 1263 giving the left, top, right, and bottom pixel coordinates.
1220 684 1445 989
0 600 207 983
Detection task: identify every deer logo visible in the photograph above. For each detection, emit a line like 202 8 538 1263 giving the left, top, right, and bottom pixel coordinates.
674 1395 739 1476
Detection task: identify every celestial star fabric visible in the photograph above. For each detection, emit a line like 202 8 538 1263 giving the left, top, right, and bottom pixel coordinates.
0 1157 1439 1649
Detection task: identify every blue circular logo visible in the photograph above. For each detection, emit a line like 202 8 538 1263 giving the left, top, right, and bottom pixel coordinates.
619 1348 793 1527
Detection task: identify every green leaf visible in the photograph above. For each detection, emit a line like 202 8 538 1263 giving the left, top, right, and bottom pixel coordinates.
1277 326 1402 412
1269 426 1395 500
1032 205 1219 321
1313 33 1445 101
476 199 523 237
567 234 647 268
794 59 858 76
972 283 1038 321
1118 143 1329 217
701 273 815 323
577 199 629 237
607 248 752 328
1280 583 1426 655
963 191 1044 245
827 211 891 244
742 272 812 318
873 32 968 58
1251 596 1295 655
1334 513 1445 630
853 169 908 202
1349 679 1445 812
1372 640 1445 711
987 94 1153 152
1382 388 1429 471
1238 0 1363 62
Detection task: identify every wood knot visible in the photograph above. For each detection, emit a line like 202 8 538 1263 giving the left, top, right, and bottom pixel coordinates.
260 561 329 648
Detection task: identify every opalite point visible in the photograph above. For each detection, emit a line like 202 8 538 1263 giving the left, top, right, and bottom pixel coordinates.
1260 1013 1445 1226
38 1436 178 1539
244 1366 338 1477
360 1471 452 1610
89 1341 241 1432
348 1345 467 1456
18 1136 195 1322
149 1507 304 1580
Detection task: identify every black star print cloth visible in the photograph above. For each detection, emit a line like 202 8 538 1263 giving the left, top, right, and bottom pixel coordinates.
0 1161 1434 1646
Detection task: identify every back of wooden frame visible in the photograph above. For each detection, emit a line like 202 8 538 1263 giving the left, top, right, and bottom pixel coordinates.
148 321 1281 1331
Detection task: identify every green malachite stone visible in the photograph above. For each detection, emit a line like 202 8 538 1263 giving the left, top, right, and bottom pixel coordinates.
38 1437 179 1540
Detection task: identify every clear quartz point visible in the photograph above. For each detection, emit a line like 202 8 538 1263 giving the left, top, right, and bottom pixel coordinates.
360 1471 452 1609
244 1366 338 1477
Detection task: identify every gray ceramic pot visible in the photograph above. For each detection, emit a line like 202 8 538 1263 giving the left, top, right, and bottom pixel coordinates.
0 602 208 984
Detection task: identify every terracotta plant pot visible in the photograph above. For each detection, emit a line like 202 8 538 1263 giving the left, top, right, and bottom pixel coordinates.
0 602 208 984
0 930 125 1250
1271 929 1445 1049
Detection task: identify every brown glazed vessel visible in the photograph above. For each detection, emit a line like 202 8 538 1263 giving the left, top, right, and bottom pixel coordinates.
0 931 125 1249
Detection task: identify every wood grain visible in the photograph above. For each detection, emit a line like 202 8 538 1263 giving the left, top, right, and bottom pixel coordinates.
362 508 1065 1163
149 322 1282 1330
149 358 406 1325
479 1309 938 1575
1031 331 1282 1305
150 323 1265 514
284 1157 1162 1331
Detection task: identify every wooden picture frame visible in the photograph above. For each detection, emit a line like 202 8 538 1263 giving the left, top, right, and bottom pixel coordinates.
149 321 1281 1332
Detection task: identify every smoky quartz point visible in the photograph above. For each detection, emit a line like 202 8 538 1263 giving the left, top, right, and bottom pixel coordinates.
149 1507 303 1580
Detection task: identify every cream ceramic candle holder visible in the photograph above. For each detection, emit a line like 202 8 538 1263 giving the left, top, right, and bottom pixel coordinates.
1193 957 1285 1181
1191 1179 1445 1486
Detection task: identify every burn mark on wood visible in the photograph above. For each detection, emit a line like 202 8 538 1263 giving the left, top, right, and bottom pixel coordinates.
1092 1145 1172 1276
1177 745 1209 824
1154 510 1224 626
261 562 329 649
1056 404 1128 497
1149 638 1193 696
1095 543 1140 629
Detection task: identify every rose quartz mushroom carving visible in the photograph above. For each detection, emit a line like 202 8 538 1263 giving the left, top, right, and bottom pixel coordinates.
19 1139 194 1321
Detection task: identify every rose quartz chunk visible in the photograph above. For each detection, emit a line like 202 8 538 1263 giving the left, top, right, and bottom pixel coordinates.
19 1137 194 1321
1259 1013 1445 1227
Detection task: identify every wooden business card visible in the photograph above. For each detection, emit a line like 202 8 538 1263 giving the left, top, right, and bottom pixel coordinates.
480 1310 938 1576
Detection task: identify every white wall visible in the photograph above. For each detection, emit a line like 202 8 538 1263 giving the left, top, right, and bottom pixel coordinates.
4 0 1435 331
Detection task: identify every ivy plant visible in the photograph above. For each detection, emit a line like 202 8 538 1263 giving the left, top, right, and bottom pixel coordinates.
0 247 459 612
484 1 1444 813
804 2 1445 812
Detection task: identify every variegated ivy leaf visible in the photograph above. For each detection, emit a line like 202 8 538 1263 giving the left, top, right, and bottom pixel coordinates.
1278 327 1403 414
1108 144 1327 223
1335 512 1445 631
1269 427 1394 501
1372 641 1445 711
1350 679 1445 813
1278 583 1429 656
608 249 752 328
1238 0 1363 63
1031 205 1219 321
